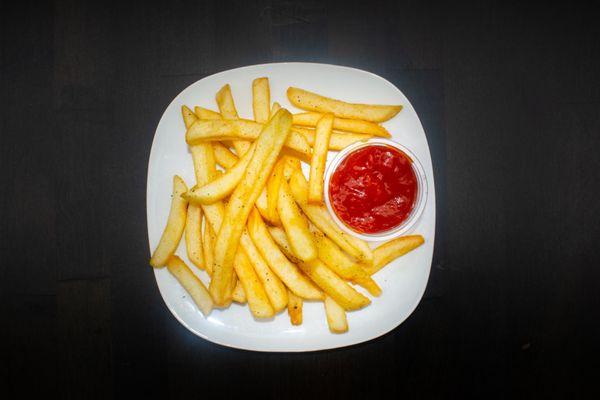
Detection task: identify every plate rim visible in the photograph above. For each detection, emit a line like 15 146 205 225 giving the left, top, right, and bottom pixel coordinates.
146 62 436 352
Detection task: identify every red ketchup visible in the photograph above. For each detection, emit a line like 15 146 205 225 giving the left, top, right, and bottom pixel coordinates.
329 145 418 234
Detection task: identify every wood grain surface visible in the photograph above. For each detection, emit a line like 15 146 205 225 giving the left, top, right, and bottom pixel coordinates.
1 0 599 398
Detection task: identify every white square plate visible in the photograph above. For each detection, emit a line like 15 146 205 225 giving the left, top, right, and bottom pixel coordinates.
147 63 435 352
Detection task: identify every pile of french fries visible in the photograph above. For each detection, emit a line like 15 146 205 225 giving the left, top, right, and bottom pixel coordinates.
150 78 425 333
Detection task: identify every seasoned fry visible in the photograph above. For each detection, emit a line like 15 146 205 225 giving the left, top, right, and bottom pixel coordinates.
293 112 391 137
255 188 275 225
186 119 311 157
240 231 288 312
293 127 372 151
311 227 381 296
298 259 370 311
266 159 285 225
185 204 204 269
366 235 425 275
216 84 251 156
202 220 215 276
182 106 217 185
167 256 213 316
287 87 402 122
194 106 222 120
278 180 318 262
212 142 239 169
150 176 188 268
282 155 301 180
234 251 274 318
248 209 322 300
308 113 333 203
209 110 293 305
252 77 270 123
267 226 301 264
184 143 256 205
289 171 373 264
324 296 348 333
232 280 247 303
287 290 303 325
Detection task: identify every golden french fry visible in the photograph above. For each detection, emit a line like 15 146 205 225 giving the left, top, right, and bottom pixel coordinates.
293 127 372 151
183 106 217 186
216 84 251 156
212 141 239 169
194 106 222 120
308 113 333 203
278 179 318 262
287 87 402 122
232 280 247 303
185 204 204 269
282 155 301 180
186 119 311 157
271 102 281 116
167 256 213 316
267 226 302 264
324 295 347 333
252 77 270 124
209 110 293 305
150 176 188 268
287 290 303 325
255 188 276 225
366 235 425 275
288 171 373 264
202 220 215 276
184 143 256 205
234 251 274 317
311 227 381 296
248 209 322 300
298 259 370 311
240 231 288 312
293 112 391 138
266 159 285 225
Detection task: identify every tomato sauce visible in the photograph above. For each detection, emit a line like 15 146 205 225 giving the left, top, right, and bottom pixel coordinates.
329 145 418 234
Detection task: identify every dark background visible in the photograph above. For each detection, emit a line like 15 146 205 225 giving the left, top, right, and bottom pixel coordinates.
2 0 599 398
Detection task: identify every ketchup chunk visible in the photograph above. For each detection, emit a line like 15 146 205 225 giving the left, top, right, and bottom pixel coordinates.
329 145 418 234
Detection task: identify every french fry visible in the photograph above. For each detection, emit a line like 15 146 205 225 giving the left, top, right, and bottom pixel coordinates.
293 127 372 151
324 296 348 333
278 180 318 262
248 209 322 300
216 84 251 156
167 256 213 316
232 280 247 303
366 235 425 275
202 220 215 276
298 259 370 311
182 106 217 185
209 109 293 305
252 77 270 124
234 251 274 318
287 87 402 122
293 112 391 138
212 142 239 169
186 119 311 157
282 155 301 180
271 102 281 116
184 143 256 205
267 226 301 264
287 290 303 325
185 204 204 269
308 113 333 203
194 106 222 120
266 159 285 225
150 176 188 268
240 231 288 312
289 171 374 264
255 188 275 225
311 227 381 296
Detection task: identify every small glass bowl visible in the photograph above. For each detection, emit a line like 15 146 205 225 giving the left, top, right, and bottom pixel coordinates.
323 138 428 242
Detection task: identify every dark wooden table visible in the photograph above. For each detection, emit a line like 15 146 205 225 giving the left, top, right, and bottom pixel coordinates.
2 1 599 398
